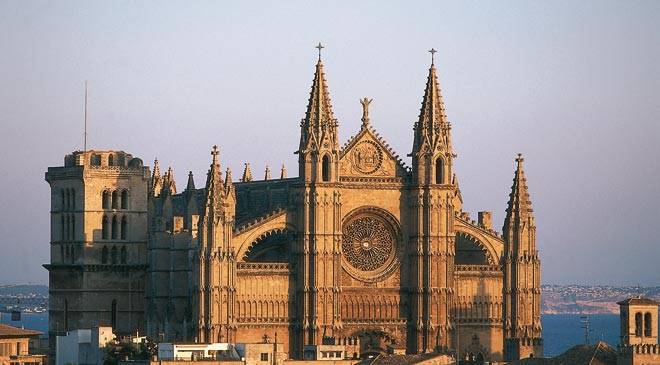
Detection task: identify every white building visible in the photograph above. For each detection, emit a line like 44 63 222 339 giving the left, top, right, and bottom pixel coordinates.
56 327 114 365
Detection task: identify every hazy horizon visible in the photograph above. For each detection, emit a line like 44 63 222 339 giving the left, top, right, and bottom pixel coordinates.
0 1 658 286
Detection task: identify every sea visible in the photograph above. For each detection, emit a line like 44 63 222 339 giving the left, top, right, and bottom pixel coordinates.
2 312 653 357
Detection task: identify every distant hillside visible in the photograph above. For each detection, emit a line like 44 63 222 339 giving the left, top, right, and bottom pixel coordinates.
0 284 48 297
542 285 660 314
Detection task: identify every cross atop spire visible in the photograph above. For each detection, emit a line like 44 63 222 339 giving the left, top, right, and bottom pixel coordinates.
429 48 437 65
315 42 324 61
211 145 220 164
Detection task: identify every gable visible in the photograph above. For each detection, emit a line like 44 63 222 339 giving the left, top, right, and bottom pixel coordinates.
339 127 407 178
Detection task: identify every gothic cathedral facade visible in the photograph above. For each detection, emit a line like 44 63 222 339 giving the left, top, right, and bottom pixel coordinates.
46 55 543 362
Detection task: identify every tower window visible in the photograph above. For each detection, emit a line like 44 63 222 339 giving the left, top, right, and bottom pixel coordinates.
108 154 114 166
61 215 65 242
111 246 117 265
644 312 652 337
121 190 128 209
111 191 118 209
102 215 109 239
70 189 75 210
111 216 118 239
111 299 117 329
120 216 127 240
101 246 108 264
635 312 643 336
435 157 444 184
61 189 65 211
70 214 75 241
120 246 127 264
102 191 110 209
322 155 330 182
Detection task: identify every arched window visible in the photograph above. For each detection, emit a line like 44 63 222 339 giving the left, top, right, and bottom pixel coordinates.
101 246 108 264
64 299 69 331
70 189 75 210
111 191 118 209
111 246 117 265
70 214 75 241
322 155 330 182
61 189 65 211
120 216 127 240
108 154 114 166
121 190 128 210
120 246 127 264
65 215 70 242
435 157 444 184
64 189 70 211
60 245 64 262
111 216 118 239
102 191 110 210
635 312 643 336
102 215 109 239
70 245 75 263
61 215 65 242
645 312 652 337
111 299 117 329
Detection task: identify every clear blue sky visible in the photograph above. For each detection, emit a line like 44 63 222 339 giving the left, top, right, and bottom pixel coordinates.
0 1 658 285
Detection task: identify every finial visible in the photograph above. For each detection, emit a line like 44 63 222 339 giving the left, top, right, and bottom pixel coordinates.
516 153 524 168
211 145 220 164
264 165 271 180
360 98 373 129
315 42 325 61
280 164 287 179
225 167 232 185
429 48 437 65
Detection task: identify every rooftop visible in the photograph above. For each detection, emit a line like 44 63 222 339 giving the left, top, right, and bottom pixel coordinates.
0 324 41 338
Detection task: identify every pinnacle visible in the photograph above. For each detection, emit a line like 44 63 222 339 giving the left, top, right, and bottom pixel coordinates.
504 154 534 230
412 60 450 155
186 171 195 191
241 163 253 182
280 164 287 179
264 165 271 180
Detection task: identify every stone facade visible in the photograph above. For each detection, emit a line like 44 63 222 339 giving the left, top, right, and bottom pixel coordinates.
47 56 543 363
45 151 149 363
617 298 660 365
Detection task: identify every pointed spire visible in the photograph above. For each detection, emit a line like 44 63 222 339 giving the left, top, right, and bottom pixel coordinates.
412 50 450 155
186 171 195 191
224 167 232 187
151 158 163 196
264 165 271 180
241 163 253 182
503 154 535 233
203 145 224 214
162 166 177 195
280 164 287 179
298 46 338 153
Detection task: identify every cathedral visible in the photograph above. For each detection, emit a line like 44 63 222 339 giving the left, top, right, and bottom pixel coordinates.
45 50 543 363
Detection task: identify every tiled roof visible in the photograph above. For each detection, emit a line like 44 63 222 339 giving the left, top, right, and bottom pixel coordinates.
514 341 617 365
0 324 41 338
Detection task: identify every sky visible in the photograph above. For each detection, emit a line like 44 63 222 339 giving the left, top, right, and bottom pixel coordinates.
0 1 658 286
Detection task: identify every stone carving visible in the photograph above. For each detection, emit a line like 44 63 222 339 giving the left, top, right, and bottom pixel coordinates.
351 140 383 174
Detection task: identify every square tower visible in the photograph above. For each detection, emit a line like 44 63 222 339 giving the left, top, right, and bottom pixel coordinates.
44 150 149 364
617 297 660 365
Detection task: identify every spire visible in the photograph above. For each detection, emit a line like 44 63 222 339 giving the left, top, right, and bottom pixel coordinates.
241 163 253 182
162 166 177 195
503 154 535 235
186 171 195 191
280 164 287 179
203 145 224 212
298 46 338 153
224 167 232 188
264 165 271 180
151 158 163 196
412 50 451 155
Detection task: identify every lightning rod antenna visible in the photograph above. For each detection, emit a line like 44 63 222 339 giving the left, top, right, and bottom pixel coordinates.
84 81 88 153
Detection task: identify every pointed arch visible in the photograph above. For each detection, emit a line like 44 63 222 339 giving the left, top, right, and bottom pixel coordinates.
120 216 127 240
644 312 652 337
111 216 118 239
101 246 108 264
102 215 109 239
102 191 110 209
120 246 127 264
121 190 128 209
111 191 118 209
435 156 444 184
111 246 117 265
321 154 331 182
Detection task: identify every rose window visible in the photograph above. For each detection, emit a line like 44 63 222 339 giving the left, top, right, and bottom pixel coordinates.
342 216 395 273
